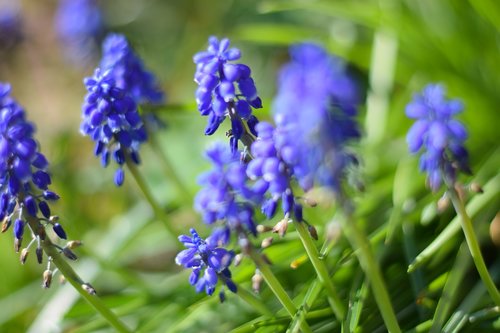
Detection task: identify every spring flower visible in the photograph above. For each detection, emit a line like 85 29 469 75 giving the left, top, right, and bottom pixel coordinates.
176 228 237 297
81 69 147 186
55 0 103 65
273 42 360 193
405 84 470 191
0 82 65 255
194 143 257 241
193 36 262 152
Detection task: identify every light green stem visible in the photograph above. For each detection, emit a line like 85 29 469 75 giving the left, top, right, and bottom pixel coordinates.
293 221 346 321
236 285 274 316
341 213 401 333
125 158 176 235
248 248 313 333
448 187 500 306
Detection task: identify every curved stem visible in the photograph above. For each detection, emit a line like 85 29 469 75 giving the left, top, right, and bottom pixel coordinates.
293 220 346 321
125 158 176 235
340 213 401 333
448 186 500 306
236 285 274 316
248 247 313 333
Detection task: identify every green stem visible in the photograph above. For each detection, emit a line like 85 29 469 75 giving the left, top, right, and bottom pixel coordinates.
149 132 192 202
24 215 131 333
448 187 500 306
248 247 313 333
340 213 401 333
293 221 346 320
125 158 176 235
236 285 274 316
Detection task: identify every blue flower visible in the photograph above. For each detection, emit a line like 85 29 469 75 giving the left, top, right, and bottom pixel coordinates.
176 228 237 296
0 82 65 252
81 69 147 186
273 42 360 193
193 37 262 152
55 0 103 65
406 84 470 191
194 143 257 239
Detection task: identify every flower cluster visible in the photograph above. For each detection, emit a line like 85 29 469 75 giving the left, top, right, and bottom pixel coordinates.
0 82 66 254
176 228 236 299
272 42 360 193
55 0 103 65
194 142 257 241
193 36 261 152
406 84 470 191
81 69 147 186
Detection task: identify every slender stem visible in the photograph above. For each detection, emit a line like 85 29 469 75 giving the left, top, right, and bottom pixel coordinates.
448 186 500 306
148 132 192 202
248 247 313 333
293 221 346 320
340 213 401 333
236 285 274 316
125 158 176 235
24 215 131 333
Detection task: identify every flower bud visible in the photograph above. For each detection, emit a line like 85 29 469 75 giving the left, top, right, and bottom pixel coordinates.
437 195 450 213
256 224 273 233
14 238 22 253
261 237 273 249
233 254 243 267
67 240 83 249
308 225 318 241
1 217 11 233
272 218 288 238
53 223 67 240
36 247 43 264
20 248 29 264
62 247 77 261
251 271 263 293
42 270 52 289
470 182 483 194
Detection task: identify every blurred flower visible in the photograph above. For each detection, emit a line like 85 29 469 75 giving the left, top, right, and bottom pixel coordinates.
176 228 237 297
406 84 470 191
55 0 104 66
0 82 65 254
81 69 147 186
273 42 360 193
0 3 23 54
194 142 257 241
100 33 166 130
193 36 262 152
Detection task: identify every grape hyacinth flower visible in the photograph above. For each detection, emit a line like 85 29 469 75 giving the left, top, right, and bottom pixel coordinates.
0 82 66 256
193 36 262 153
176 228 237 299
272 42 360 193
81 68 148 186
406 84 470 191
55 0 104 65
194 142 258 244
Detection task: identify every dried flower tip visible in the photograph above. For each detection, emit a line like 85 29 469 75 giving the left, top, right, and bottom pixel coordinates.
20 248 29 264
62 247 78 261
1 218 11 233
82 283 96 295
251 271 263 293
67 240 83 249
256 224 273 233
272 219 289 238
42 270 52 289
36 247 43 264
261 237 274 248
233 254 243 267
437 195 450 213
49 215 59 223
470 182 484 194
308 225 318 240
14 238 22 253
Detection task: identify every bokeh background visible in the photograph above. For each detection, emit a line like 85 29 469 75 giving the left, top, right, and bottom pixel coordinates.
0 0 499 332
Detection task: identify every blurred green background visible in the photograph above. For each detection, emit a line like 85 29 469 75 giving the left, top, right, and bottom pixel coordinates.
0 0 499 332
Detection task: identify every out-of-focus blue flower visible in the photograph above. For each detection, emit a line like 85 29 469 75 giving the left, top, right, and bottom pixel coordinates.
193 37 262 152
81 69 147 186
55 0 103 65
176 228 237 297
0 4 23 53
406 84 470 191
0 82 65 251
194 142 257 240
273 42 360 193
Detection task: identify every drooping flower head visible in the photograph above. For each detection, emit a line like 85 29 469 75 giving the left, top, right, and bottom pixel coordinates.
55 0 104 65
81 68 147 186
0 82 65 254
176 228 236 298
273 42 360 193
194 142 258 243
405 84 470 191
193 36 262 153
